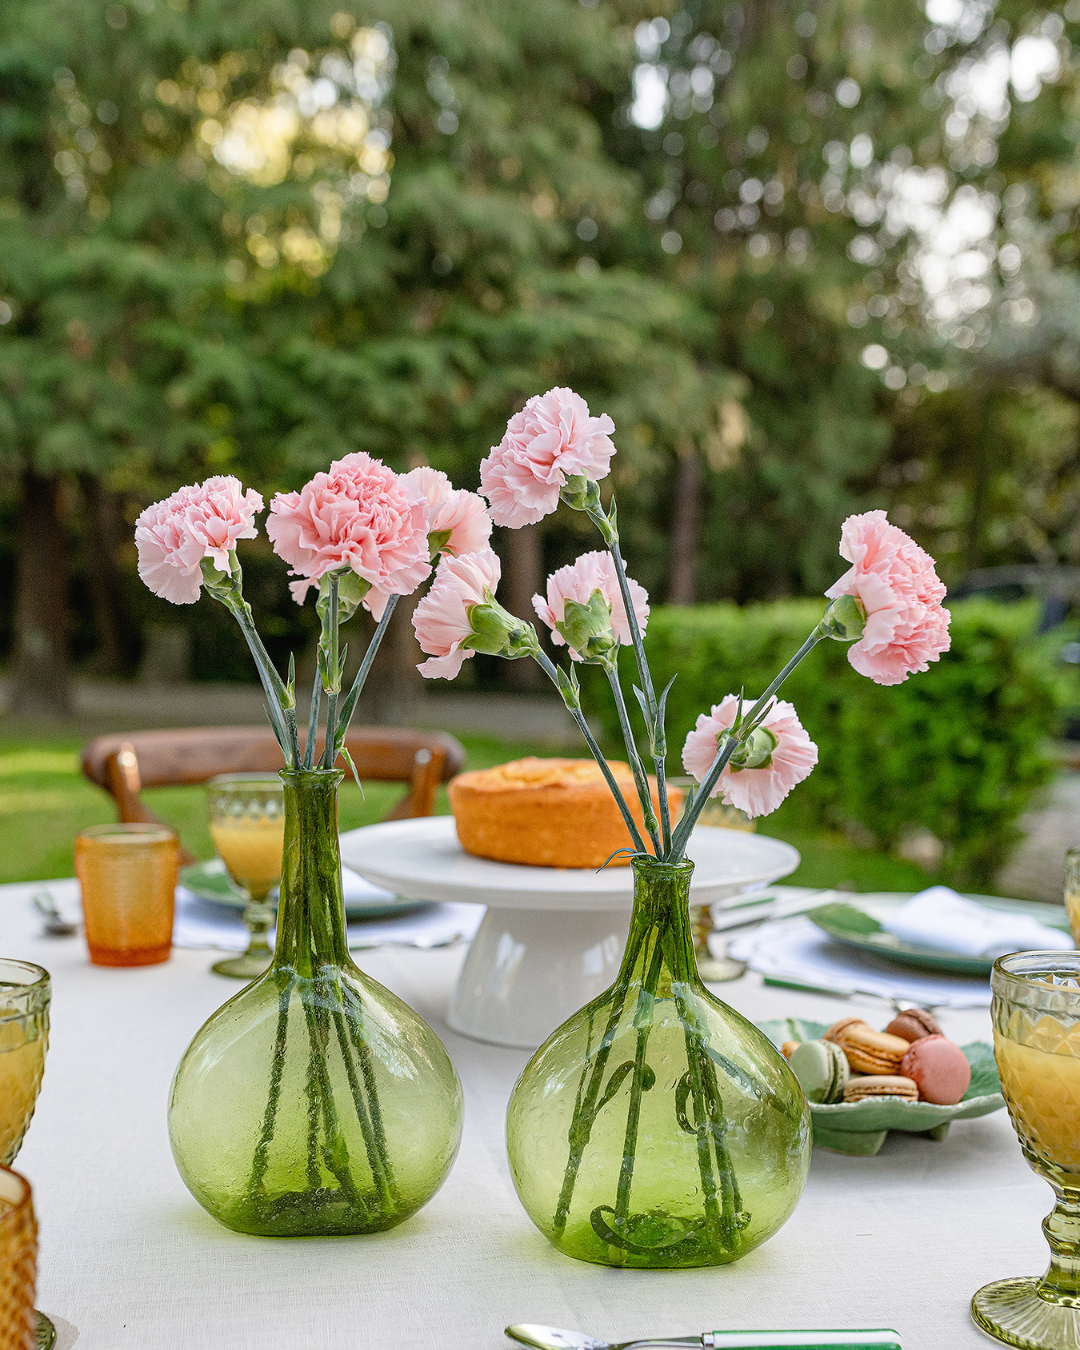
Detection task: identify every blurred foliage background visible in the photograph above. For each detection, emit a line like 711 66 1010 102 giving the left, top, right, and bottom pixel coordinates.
3 0 1080 715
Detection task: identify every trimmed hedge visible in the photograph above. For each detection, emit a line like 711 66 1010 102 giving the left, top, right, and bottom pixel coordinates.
587 599 1060 887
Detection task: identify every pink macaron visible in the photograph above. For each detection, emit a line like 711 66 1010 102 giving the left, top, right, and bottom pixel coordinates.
900 1034 971 1105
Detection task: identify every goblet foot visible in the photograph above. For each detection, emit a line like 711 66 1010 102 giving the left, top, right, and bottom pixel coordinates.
36 1311 56 1349
211 949 272 979
696 950 748 982
972 1277 1080 1349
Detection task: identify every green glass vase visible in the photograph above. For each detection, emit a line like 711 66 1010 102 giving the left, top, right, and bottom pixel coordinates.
168 768 463 1237
506 857 811 1268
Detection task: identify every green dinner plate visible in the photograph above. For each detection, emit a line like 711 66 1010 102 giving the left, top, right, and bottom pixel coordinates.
179 858 422 921
806 892 1072 976
759 1017 1005 1155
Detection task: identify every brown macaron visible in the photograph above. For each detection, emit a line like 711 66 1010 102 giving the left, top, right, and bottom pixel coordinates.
828 1022 911 1075
843 1075 919 1103
884 1008 943 1043
781 1041 800 1059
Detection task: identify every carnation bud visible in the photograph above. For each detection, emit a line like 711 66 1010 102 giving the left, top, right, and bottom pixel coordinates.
728 725 778 772
200 556 233 597
329 569 372 621
820 593 866 642
555 588 619 663
427 527 453 558
462 601 541 661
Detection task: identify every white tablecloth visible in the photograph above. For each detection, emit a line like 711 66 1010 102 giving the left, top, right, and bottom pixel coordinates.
4 879 1053 1350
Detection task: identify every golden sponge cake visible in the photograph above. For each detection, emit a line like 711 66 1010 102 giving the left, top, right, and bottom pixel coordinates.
448 757 679 868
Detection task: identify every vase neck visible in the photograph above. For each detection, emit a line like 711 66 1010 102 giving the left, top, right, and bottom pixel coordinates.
617 858 698 987
273 768 350 973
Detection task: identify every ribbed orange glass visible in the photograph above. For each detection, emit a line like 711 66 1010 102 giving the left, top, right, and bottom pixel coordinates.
0 1167 37 1350
74 823 178 966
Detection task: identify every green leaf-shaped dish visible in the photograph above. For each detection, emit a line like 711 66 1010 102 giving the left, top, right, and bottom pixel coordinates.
759 1017 1005 1156
806 892 1071 976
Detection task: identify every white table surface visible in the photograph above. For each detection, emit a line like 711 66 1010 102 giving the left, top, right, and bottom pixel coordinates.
3 878 1051 1350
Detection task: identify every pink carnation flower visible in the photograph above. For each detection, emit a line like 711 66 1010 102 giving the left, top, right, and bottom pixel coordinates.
135 476 264 605
480 387 616 527
412 550 501 679
826 510 951 686
267 452 431 606
404 466 493 556
681 695 818 819
532 550 649 660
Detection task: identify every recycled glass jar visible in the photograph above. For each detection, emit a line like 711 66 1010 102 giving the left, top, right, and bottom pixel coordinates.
506 857 811 1268
168 768 463 1236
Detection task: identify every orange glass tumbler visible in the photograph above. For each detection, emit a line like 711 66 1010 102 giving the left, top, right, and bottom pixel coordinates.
74 823 178 966
0 1167 37 1350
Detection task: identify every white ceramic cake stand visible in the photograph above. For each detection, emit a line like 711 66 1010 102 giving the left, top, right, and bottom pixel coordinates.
339 817 800 1049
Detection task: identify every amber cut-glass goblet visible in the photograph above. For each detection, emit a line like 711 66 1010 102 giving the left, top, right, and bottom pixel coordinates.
973 951 1080 1349
206 774 285 979
0 1166 37 1350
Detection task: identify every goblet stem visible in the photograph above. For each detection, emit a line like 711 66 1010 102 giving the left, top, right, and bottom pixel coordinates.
212 887 276 979
1037 1183 1080 1307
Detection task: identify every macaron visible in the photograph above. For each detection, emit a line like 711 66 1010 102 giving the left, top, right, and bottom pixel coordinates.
900 1034 971 1105
826 1021 911 1075
884 1008 943 1043
788 1039 850 1104
843 1075 919 1104
781 1041 800 1060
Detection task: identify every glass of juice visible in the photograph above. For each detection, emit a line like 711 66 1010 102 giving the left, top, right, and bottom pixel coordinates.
972 950 1080 1348
206 774 285 980
0 961 48 1168
1065 849 1080 949
74 823 178 966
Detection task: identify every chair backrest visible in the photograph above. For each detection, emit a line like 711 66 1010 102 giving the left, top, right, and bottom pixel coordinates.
81 725 466 863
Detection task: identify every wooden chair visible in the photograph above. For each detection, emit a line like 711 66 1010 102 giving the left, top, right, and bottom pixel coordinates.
80 726 466 864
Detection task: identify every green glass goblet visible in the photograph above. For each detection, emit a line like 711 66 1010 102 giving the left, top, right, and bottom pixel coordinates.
972 950 1080 1349
206 774 285 980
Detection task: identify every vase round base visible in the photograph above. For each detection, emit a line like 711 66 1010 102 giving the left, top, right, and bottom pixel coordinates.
972 1277 1080 1349
210 950 272 980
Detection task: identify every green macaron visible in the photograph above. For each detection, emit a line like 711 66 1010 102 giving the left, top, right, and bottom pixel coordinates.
788 1038 850 1104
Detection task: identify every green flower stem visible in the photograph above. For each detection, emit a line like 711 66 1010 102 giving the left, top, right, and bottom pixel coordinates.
304 664 322 770
320 577 341 769
669 626 826 857
333 595 399 759
341 982 398 1203
656 756 672 855
606 530 671 836
249 971 294 1197
534 649 649 857
583 505 673 852
219 585 298 765
551 923 647 1237
330 996 393 1208
604 662 661 855
301 995 362 1204
613 933 664 1237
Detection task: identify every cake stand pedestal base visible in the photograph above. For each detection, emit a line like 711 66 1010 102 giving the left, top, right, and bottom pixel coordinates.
447 906 630 1050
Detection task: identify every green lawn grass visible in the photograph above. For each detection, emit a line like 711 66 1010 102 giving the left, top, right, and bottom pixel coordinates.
0 727 937 892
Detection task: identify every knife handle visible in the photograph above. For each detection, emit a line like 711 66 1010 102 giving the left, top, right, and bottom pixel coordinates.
704 1333 901 1350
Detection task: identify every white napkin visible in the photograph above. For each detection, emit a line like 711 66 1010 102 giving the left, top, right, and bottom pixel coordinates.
728 915 993 1007
881 885 1073 958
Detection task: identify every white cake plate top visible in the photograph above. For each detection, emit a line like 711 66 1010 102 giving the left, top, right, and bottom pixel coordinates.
339 817 799 912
